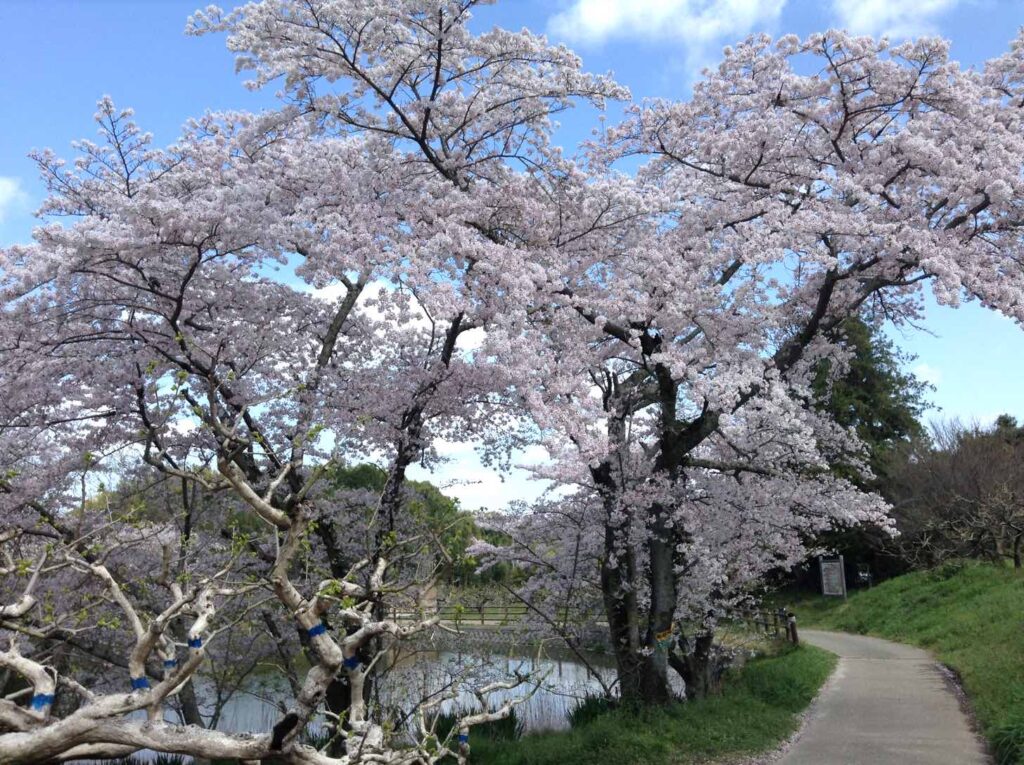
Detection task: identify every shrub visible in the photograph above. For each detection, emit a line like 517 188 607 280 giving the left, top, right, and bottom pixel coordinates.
566 693 617 728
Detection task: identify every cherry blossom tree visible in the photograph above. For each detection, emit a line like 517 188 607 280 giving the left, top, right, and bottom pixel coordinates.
0 1 624 760
0 102 544 762
479 30 1024 703
5 2 1024 760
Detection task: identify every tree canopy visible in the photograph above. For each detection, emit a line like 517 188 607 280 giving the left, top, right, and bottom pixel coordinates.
3 3 1024 762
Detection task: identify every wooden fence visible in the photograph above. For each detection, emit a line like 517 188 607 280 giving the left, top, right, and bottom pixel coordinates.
727 607 799 644
393 603 798 643
389 603 533 626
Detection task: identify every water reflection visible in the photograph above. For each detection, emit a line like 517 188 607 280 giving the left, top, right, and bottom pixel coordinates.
75 639 677 762
207 642 621 736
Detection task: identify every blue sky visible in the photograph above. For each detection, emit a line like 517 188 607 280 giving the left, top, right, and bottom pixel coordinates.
2 0 1024 505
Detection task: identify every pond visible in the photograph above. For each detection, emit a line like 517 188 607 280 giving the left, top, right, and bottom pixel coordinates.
75 635 682 763
211 640 626 735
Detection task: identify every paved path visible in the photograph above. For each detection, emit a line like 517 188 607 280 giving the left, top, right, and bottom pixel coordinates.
779 630 989 765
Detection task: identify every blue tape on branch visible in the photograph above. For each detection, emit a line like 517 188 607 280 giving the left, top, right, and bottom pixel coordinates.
343 655 360 670
307 622 327 638
130 677 151 690
163 659 178 668
187 637 202 649
458 733 469 744
30 694 54 710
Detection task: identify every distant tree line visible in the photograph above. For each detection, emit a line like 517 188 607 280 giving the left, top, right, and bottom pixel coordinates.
887 416 1024 569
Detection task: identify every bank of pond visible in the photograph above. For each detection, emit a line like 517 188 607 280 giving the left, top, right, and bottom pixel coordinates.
77 641 833 765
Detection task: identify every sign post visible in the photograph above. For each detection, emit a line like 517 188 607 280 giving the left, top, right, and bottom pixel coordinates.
820 555 847 598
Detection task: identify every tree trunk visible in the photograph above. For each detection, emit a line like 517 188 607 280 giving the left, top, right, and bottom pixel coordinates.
178 681 206 729
600 532 645 703
313 525 366 757
596 487 675 704
670 632 716 700
324 672 353 757
642 501 678 705
168 624 210 765
593 391 676 705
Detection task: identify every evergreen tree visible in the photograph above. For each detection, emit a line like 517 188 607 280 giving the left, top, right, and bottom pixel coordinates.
801 318 933 584
814 317 932 489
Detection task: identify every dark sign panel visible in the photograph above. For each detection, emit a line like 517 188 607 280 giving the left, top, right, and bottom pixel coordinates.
820 556 846 598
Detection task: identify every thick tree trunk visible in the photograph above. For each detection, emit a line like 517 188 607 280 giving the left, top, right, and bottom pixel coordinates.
593 413 656 706
172 479 211 764
323 672 353 757
640 362 690 705
612 651 674 705
595 485 674 702
178 681 206 729
186 701 216 765
670 632 717 700
592 388 681 705
642 502 678 705
600 532 645 703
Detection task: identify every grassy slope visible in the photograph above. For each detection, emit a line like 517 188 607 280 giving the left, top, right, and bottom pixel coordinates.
784 562 1024 763
469 644 836 765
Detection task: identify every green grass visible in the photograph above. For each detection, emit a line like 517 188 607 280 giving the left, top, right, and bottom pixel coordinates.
467 644 836 765
780 561 1024 764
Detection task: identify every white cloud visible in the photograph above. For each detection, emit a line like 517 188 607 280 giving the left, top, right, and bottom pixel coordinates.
548 0 786 49
831 0 960 38
409 453 550 511
0 177 29 224
913 362 943 386
407 439 556 511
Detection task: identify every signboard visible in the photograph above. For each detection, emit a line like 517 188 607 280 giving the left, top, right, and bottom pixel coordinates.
820 555 847 598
